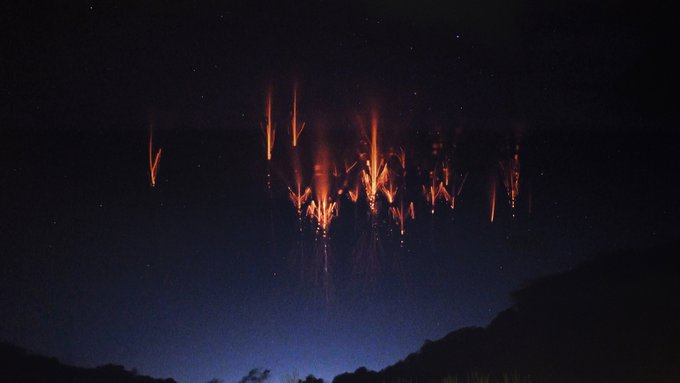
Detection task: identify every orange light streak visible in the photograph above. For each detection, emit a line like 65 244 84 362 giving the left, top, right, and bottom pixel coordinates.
379 173 398 205
344 160 358 174
291 84 305 147
397 147 406 171
422 170 446 214
361 111 388 213
307 147 338 233
307 198 337 233
332 163 341 178
441 169 469 210
148 126 162 187
337 160 359 200
348 180 361 203
263 89 275 161
389 201 415 236
288 183 311 215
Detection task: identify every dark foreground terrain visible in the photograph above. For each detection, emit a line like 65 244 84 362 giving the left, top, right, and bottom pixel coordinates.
0 342 176 383
334 244 680 383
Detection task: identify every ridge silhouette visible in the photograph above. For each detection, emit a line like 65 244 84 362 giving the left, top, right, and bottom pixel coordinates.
333 244 680 383
0 342 176 383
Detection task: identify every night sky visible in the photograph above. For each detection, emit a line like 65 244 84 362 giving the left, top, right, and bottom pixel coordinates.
1 1 677 383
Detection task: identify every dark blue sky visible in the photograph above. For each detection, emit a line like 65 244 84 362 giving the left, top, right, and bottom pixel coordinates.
1 1 675 383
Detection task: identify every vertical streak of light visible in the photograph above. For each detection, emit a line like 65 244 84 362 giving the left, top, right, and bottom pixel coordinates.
262 89 275 190
265 89 275 161
370 112 378 201
422 169 445 215
291 84 305 147
361 110 387 214
148 126 162 188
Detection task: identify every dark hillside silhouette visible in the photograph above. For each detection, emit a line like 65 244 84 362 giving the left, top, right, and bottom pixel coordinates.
334 244 680 383
0 342 176 383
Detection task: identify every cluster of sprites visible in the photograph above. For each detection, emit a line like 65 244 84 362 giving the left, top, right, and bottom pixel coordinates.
255 85 522 238
145 85 521 236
